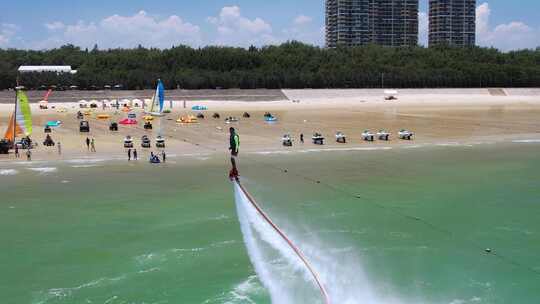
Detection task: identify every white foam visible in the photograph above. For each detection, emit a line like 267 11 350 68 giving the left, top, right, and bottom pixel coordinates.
67 158 106 164
251 147 392 155
202 275 264 304
71 164 101 168
0 169 18 176
27 167 57 174
512 139 540 143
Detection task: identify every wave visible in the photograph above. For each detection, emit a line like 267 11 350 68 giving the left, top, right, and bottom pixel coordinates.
202 275 264 304
252 147 392 155
34 274 127 304
27 167 57 174
512 139 540 143
67 158 107 164
0 169 18 176
71 164 101 168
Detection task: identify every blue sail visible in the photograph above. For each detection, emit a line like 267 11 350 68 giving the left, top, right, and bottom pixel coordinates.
157 79 165 113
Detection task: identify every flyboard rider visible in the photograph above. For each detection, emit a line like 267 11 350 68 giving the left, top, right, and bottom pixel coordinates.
229 127 240 181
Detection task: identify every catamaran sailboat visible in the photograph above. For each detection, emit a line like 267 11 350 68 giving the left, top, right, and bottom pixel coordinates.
3 87 33 150
144 79 166 117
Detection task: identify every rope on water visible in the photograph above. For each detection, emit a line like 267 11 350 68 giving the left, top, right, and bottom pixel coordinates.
176 136 540 277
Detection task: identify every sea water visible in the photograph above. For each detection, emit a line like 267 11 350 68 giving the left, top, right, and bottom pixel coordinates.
0 143 539 304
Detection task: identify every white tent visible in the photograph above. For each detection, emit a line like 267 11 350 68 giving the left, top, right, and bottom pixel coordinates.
18 65 77 74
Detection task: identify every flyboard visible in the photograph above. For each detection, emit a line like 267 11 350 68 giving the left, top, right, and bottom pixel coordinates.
232 177 331 304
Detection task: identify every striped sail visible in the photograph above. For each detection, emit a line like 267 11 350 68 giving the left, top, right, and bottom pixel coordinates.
4 90 32 141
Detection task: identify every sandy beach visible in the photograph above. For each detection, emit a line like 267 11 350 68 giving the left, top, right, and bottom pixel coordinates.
1 88 539 162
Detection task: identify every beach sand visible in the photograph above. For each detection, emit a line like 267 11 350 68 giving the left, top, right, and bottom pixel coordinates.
0 88 539 162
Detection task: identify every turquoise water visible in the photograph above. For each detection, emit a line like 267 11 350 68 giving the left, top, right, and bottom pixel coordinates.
1 143 539 303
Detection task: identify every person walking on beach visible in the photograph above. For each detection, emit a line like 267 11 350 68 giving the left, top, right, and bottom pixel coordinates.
162 150 166 163
85 137 90 150
26 149 31 161
133 149 138 161
15 145 19 158
300 133 304 144
57 142 62 155
229 127 240 181
90 138 96 152
128 148 132 161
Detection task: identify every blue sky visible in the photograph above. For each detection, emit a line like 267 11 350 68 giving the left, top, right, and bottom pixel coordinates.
1 0 539 51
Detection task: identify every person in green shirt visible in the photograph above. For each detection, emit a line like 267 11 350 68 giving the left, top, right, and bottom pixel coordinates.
229 127 240 181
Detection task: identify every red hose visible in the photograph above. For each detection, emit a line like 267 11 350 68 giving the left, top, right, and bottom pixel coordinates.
236 181 331 304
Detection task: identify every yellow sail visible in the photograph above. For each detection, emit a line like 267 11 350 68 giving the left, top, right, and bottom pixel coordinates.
3 90 32 142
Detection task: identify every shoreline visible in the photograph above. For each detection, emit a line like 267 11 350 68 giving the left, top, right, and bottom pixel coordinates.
1 137 539 166
1 89 540 164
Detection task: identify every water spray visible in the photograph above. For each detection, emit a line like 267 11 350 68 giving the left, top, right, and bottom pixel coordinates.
234 179 331 304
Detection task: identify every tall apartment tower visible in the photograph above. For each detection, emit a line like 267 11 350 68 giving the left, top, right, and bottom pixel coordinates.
429 0 476 47
325 0 419 48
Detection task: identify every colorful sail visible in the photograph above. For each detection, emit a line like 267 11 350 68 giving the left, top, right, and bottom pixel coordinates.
156 79 165 113
145 79 165 115
145 94 156 113
3 90 32 142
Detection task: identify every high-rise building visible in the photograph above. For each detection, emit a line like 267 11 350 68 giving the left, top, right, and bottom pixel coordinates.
429 0 476 47
325 0 419 48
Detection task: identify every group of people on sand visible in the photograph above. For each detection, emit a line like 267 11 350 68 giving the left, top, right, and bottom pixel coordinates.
85 137 96 152
127 148 138 161
13 144 32 161
125 148 166 164
149 151 166 164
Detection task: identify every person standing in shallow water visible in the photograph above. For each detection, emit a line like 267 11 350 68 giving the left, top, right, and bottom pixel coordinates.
90 138 96 152
128 148 131 161
85 137 90 150
15 145 19 158
57 142 62 155
300 133 304 144
26 149 31 161
133 149 138 161
162 150 166 163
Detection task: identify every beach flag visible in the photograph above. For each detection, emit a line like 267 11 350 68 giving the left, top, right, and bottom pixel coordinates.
4 90 32 142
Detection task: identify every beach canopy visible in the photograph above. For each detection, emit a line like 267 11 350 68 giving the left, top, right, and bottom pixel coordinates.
192 105 208 111
384 90 398 95
46 120 62 127
119 118 137 125
18 65 77 74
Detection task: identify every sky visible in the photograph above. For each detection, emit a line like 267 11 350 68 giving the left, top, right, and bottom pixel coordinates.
1 0 539 51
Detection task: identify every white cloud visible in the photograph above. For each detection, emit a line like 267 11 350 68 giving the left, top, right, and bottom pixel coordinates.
282 15 324 46
0 23 18 47
44 21 65 31
207 6 276 47
294 15 313 26
38 11 201 49
476 2 540 51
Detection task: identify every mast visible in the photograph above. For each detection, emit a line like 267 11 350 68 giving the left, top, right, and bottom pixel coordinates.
13 75 19 145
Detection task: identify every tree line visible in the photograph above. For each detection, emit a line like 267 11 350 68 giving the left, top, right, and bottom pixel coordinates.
0 42 539 90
